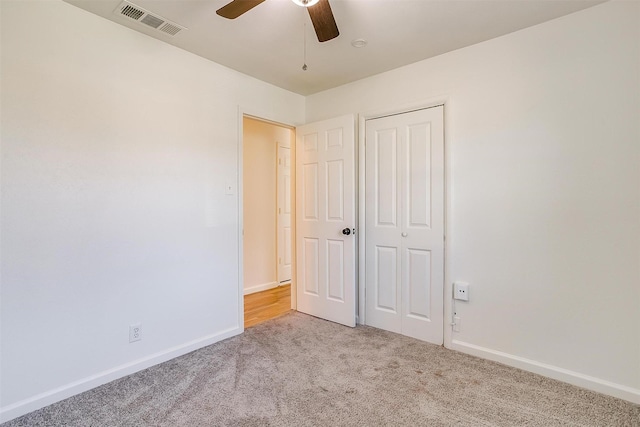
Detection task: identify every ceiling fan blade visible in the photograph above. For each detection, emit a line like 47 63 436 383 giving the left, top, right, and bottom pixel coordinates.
216 0 266 19
307 0 339 42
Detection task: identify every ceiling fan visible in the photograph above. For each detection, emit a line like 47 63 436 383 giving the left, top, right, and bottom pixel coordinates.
216 0 339 42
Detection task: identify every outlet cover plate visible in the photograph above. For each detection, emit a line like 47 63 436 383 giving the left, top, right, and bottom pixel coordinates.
454 282 469 301
129 323 142 343
453 316 461 332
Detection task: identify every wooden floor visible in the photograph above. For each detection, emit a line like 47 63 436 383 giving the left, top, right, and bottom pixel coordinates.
244 284 291 328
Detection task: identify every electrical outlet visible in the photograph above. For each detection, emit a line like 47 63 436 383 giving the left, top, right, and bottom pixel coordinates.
129 323 142 343
454 282 469 301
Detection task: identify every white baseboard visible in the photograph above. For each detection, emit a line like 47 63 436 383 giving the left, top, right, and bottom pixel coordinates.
0 326 243 424
244 281 279 295
450 339 640 405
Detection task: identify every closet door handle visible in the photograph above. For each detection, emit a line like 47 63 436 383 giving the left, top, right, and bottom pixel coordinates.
401 232 408 237
342 228 352 236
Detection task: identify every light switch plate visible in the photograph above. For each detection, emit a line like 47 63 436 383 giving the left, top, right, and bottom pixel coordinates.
225 181 235 195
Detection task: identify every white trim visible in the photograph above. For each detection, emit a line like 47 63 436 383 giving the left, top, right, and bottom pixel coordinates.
357 114 366 325
0 327 242 424
244 281 280 295
353 115 361 325
357 95 452 329
358 96 451 121
450 339 640 405
237 106 245 331
441 98 455 352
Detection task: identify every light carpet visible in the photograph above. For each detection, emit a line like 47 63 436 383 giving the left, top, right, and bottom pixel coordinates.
3 312 639 426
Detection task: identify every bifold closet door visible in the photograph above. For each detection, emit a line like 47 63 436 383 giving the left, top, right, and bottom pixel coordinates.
365 106 444 344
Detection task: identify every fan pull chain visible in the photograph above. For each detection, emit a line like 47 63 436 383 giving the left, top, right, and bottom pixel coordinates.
302 22 308 71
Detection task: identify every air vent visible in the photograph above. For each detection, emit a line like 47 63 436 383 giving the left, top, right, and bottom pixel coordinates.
140 13 164 29
114 1 186 36
159 22 183 36
121 4 144 20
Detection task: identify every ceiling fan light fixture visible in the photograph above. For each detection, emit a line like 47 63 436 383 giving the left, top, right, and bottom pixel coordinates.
351 39 367 48
291 0 320 7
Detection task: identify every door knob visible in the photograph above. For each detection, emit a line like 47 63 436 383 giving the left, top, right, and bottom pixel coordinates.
402 232 408 237
342 228 352 236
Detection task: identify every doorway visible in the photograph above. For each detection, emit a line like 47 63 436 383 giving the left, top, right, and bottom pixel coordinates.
242 116 295 327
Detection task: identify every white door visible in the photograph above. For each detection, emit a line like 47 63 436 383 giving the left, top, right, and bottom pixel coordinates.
365 106 444 344
277 145 292 283
296 114 356 327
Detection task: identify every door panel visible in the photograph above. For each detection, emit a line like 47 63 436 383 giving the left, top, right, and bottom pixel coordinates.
376 129 398 227
284 227 292 266
375 246 399 313
303 238 319 295
326 160 344 221
407 123 431 228
296 115 356 327
366 123 402 333
327 239 344 301
303 163 319 220
406 248 431 319
365 106 444 344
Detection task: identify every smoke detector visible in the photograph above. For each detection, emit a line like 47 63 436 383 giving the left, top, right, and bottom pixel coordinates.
114 1 186 36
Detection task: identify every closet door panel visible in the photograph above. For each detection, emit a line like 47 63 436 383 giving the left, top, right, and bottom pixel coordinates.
365 106 444 345
365 123 402 333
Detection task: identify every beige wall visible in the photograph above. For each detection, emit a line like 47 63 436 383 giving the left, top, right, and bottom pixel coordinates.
243 118 294 294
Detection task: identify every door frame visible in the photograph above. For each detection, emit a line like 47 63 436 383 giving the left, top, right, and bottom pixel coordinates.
237 106 298 331
357 96 454 347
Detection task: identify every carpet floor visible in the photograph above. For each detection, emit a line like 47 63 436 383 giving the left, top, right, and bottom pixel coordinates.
3 312 639 426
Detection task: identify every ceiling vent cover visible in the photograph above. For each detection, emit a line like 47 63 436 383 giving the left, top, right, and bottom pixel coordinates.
159 22 183 36
114 1 186 36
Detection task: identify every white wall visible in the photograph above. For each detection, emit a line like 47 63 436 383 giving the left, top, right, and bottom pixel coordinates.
243 118 292 294
0 0 304 421
307 1 640 403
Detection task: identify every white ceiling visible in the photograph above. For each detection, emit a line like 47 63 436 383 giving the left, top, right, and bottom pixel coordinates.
64 0 605 95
